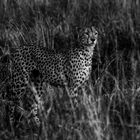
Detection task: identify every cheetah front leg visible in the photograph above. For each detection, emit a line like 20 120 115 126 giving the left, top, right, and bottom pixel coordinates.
68 78 88 108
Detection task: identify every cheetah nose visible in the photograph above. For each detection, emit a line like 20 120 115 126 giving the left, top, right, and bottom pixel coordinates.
91 38 95 42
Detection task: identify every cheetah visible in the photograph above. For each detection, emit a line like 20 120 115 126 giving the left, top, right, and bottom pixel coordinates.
3 26 98 131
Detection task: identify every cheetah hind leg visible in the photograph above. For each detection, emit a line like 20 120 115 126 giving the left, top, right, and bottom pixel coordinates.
25 85 41 127
8 103 16 134
28 76 45 128
7 101 25 136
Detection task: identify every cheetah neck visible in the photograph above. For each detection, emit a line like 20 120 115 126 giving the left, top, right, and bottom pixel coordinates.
79 43 96 57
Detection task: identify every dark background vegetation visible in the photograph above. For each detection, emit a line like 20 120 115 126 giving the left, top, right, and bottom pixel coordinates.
0 0 140 140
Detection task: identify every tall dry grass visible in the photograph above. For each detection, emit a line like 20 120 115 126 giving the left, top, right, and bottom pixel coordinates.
0 0 140 140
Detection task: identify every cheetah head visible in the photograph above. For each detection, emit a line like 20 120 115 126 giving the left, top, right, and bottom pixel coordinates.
79 26 98 48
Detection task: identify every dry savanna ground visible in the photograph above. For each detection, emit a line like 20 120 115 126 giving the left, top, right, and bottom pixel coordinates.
0 0 140 140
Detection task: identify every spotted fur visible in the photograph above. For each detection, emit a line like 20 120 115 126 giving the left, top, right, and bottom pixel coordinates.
3 26 98 130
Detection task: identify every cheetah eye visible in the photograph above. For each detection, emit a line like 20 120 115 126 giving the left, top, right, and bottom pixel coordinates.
95 32 98 35
85 32 89 35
